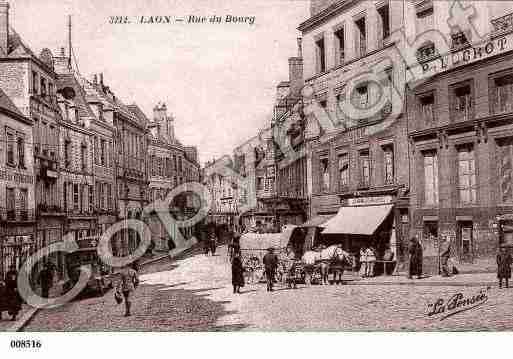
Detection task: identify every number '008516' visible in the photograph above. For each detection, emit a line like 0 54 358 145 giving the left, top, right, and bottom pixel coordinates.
10 340 42 349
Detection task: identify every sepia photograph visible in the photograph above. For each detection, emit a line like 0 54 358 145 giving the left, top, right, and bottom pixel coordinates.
1 0 513 355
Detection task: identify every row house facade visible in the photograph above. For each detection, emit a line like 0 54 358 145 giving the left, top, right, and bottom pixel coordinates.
299 0 410 263
407 1 513 269
0 88 34 278
147 102 201 252
0 3 65 280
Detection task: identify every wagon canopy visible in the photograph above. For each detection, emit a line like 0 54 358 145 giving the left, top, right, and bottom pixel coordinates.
240 225 297 251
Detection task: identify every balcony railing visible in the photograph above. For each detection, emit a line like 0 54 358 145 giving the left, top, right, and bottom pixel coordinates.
0 208 35 222
36 204 64 215
491 12 513 36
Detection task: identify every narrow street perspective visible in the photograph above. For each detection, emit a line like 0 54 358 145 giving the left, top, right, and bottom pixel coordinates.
23 244 513 331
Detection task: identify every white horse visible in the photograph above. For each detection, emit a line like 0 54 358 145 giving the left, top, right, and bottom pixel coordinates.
302 245 353 285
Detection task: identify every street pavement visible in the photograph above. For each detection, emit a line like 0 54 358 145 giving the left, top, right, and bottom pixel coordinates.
23 246 513 331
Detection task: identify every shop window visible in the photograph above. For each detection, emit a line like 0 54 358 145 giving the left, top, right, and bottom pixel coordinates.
354 16 366 58
457 146 477 204
423 150 438 206
359 149 370 188
338 153 349 190
459 222 473 257
334 27 345 65
418 92 435 124
320 157 330 192
498 137 513 203
315 36 326 73
378 3 390 46
451 83 473 122
492 73 513 114
383 145 394 185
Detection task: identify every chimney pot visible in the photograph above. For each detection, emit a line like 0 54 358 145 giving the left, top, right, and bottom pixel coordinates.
297 37 302 58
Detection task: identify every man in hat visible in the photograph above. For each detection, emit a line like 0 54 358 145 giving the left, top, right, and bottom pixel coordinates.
440 236 452 277
263 247 278 292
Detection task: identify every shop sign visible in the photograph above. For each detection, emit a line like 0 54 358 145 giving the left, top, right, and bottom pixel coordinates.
347 195 393 206
0 169 34 184
420 34 510 77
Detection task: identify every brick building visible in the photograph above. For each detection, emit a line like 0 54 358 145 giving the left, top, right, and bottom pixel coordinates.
407 1 513 271
299 0 409 262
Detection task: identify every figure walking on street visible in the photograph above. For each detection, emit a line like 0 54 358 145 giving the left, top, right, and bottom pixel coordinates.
263 247 278 292
440 237 452 277
365 246 376 277
231 253 245 294
209 231 217 256
2 265 22 321
359 247 368 277
408 237 423 279
38 262 54 298
497 245 512 289
117 265 139 317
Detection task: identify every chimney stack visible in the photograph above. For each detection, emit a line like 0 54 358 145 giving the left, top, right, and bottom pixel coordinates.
297 37 302 58
0 2 9 55
99 73 104 86
93 74 97 85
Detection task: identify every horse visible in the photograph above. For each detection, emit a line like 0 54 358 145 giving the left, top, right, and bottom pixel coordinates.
302 245 353 285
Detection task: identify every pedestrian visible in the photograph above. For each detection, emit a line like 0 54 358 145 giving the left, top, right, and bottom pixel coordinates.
38 262 54 298
210 231 217 255
263 247 278 292
440 237 452 277
231 253 245 294
3 265 22 321
497 245 512 289
359 247 368 277
365 246 376 277
116 265 139 317
408 237 423 279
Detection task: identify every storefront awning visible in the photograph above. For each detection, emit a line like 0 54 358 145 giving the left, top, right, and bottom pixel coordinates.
321 204 393 235
299 214 335 228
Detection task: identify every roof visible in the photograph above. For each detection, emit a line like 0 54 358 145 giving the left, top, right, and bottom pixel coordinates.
56 73 96 119
299 214 335 228
322 204 393 236
0 87 25 119
240 229 295 251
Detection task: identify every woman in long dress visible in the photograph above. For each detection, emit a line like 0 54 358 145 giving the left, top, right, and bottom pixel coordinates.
231 253 245 294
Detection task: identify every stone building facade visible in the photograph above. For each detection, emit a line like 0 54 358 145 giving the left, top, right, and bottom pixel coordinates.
407 1 513 271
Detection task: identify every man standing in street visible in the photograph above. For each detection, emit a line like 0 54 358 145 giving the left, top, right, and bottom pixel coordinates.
440 237 452 277
117 265 139 317
38 262 54 298
408 237 423 279
263 247 278 292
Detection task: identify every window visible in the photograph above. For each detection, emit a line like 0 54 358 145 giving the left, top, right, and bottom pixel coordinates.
40 77 47 97
6 188 15 219
415 0 434 35
383 145 394 185
6 128 15 166
451 31 469 50
19 189 28 219
493 74 513 114
498 138 513 203
89 185 94 212
81 144 87 171
320 157 330 192
63 182 69 210
319 99 327 109
423 150 439 205
416 41 437 63
355 17 366 58
32 71 38 94
48 83 54 102
452 84 472 121
359 150 370 187
73 183 79 211
353 85 369 109
64 140 71 168
257 177 264 191
419 92 435 123
423 220 438 242
17 135 25 168
378 4 390 46
338 153 349 189
458 146 476 204
334 27 345 65
100 139 106 166
315 37 326 73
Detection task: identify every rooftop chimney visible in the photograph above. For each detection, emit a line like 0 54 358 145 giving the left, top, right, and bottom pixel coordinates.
0 2 9 55
93 74 97 85
297 37 302 58
99 73 104 86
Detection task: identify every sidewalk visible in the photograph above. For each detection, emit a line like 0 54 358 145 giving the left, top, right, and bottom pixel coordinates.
1 239 200 332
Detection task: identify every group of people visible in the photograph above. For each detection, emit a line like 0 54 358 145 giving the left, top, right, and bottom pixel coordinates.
359 246 376 277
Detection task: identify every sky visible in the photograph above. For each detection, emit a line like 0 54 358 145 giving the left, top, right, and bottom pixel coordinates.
9 0 310 165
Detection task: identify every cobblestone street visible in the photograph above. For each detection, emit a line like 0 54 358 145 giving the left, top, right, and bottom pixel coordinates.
23 246 513 331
